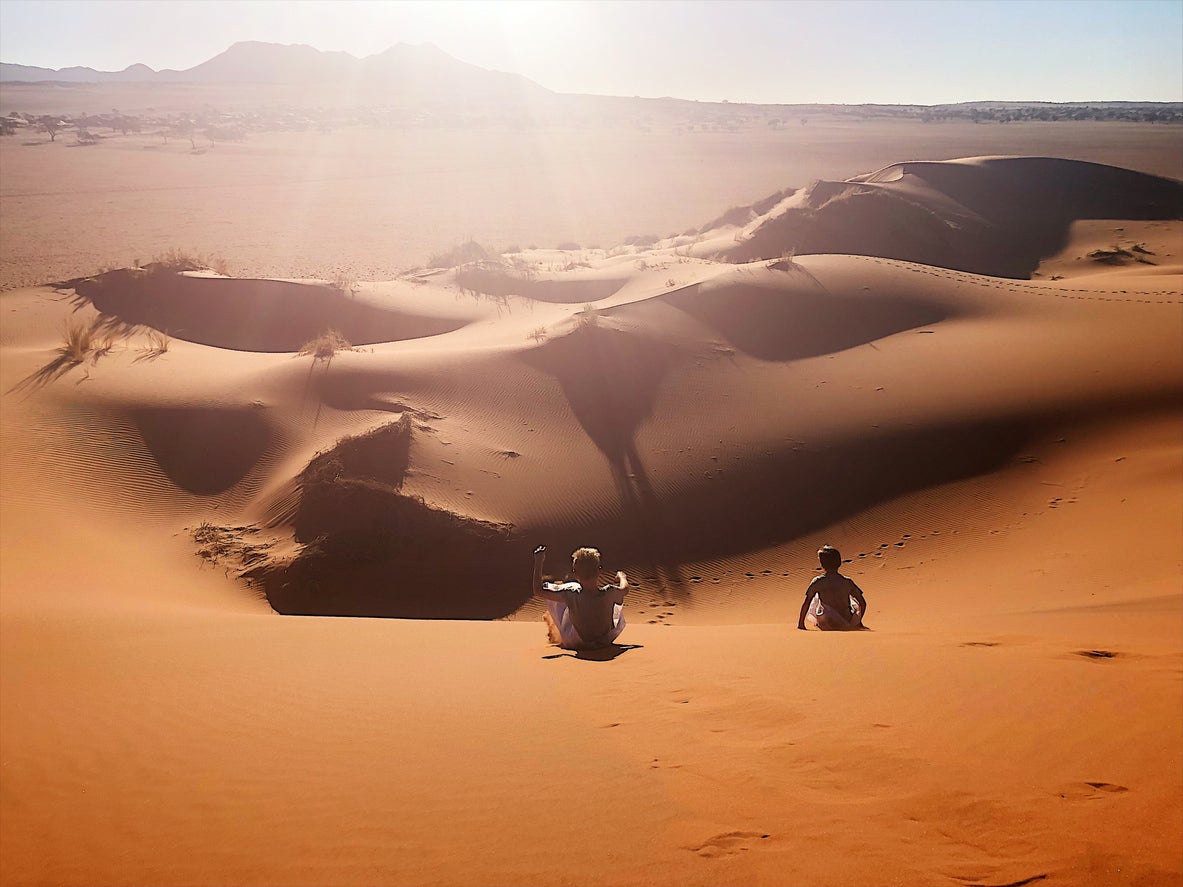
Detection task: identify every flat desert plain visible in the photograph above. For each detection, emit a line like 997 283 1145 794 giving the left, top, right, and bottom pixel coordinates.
1 107 1182 887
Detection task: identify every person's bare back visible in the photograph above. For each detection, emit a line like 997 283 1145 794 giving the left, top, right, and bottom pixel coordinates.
798 546 868 631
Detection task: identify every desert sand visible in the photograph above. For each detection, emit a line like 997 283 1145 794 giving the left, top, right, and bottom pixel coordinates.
1 115 1182 887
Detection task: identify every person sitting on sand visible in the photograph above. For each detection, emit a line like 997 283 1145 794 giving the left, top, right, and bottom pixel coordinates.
797 545 868 631
533 545 628 650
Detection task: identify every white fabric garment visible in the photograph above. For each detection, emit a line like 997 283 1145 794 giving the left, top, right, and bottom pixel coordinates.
544 596 626 649
805 593 863 631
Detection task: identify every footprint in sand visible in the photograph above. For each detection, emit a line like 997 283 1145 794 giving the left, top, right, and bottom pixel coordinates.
685 831 772 859
1057 781 1129 800
1075 649 1118 660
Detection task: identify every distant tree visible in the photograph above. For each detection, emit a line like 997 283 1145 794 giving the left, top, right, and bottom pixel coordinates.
39 115 62 141
174 118 197 150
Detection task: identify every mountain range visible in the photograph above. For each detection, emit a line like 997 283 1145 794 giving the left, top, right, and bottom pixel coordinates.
0 41 551 101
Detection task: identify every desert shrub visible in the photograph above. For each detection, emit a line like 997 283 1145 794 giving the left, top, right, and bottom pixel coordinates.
144 248 230 275
527 326 548 343
329 269 358 296
136 330 171 360
556 241 581 251
575 304 600 328
624 234 659 247
58 319 97 363
427 240 489 268
191 522 273 568
301 414 412 492
501 244 521 255
299 329 352 362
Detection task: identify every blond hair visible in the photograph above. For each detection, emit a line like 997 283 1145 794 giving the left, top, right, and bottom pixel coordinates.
571 547 601 576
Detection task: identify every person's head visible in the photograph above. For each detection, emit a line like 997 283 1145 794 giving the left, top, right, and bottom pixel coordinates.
818 545 842 573
571 547 602 580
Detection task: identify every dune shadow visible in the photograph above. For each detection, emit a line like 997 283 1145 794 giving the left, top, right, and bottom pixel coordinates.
720 158 1183 278
70 268 465 352
252 417 531 619
457 266 627 304
664 279 948 362
131 407 274 495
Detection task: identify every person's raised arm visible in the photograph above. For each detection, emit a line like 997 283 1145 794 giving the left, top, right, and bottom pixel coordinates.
533 546 564 601
606 570 628 605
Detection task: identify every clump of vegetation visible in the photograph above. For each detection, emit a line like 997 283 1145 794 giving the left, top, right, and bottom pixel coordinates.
144 249 229 276
527 326 548 343
427 240 489 268
1087 244 1156 266
329 269 359 296
299 328 353 362
58 319 99 364
624 234 659 247
191 522 274 569
57 318 117 366
135 330 171 361
575 304 600 328
556 241 581 251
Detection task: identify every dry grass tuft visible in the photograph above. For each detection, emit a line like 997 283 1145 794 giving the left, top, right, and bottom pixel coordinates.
299 328 353 362
575 304 600 328
58 319 97 364
427 240 489 269
329 270 359 296
146 249 230 275
192 522 274 569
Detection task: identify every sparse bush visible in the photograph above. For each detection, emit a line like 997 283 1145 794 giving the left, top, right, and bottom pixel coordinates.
575 304 600 328
427 240 489 268
527 326 547 343
556 241 581 251
136 330 170 360
328 269 358 296
624 234 659 247
147 249 228 275
299 329 352 362
58 319 97 363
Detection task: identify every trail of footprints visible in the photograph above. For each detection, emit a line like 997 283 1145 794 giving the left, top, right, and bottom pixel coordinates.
858 254 1182 305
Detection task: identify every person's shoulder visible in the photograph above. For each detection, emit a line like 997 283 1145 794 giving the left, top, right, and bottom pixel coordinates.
544 581 581 594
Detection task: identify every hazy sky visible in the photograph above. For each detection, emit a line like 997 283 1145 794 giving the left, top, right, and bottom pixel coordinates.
1 0 1180 104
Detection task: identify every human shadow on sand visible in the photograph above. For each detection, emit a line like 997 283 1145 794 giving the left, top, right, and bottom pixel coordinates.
521 323 688 594
542 643 644 661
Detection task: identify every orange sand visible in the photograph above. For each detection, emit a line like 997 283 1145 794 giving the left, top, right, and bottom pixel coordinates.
1 123 1181 887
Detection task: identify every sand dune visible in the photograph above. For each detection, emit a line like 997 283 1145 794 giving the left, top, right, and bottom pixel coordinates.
2 151 1181 886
